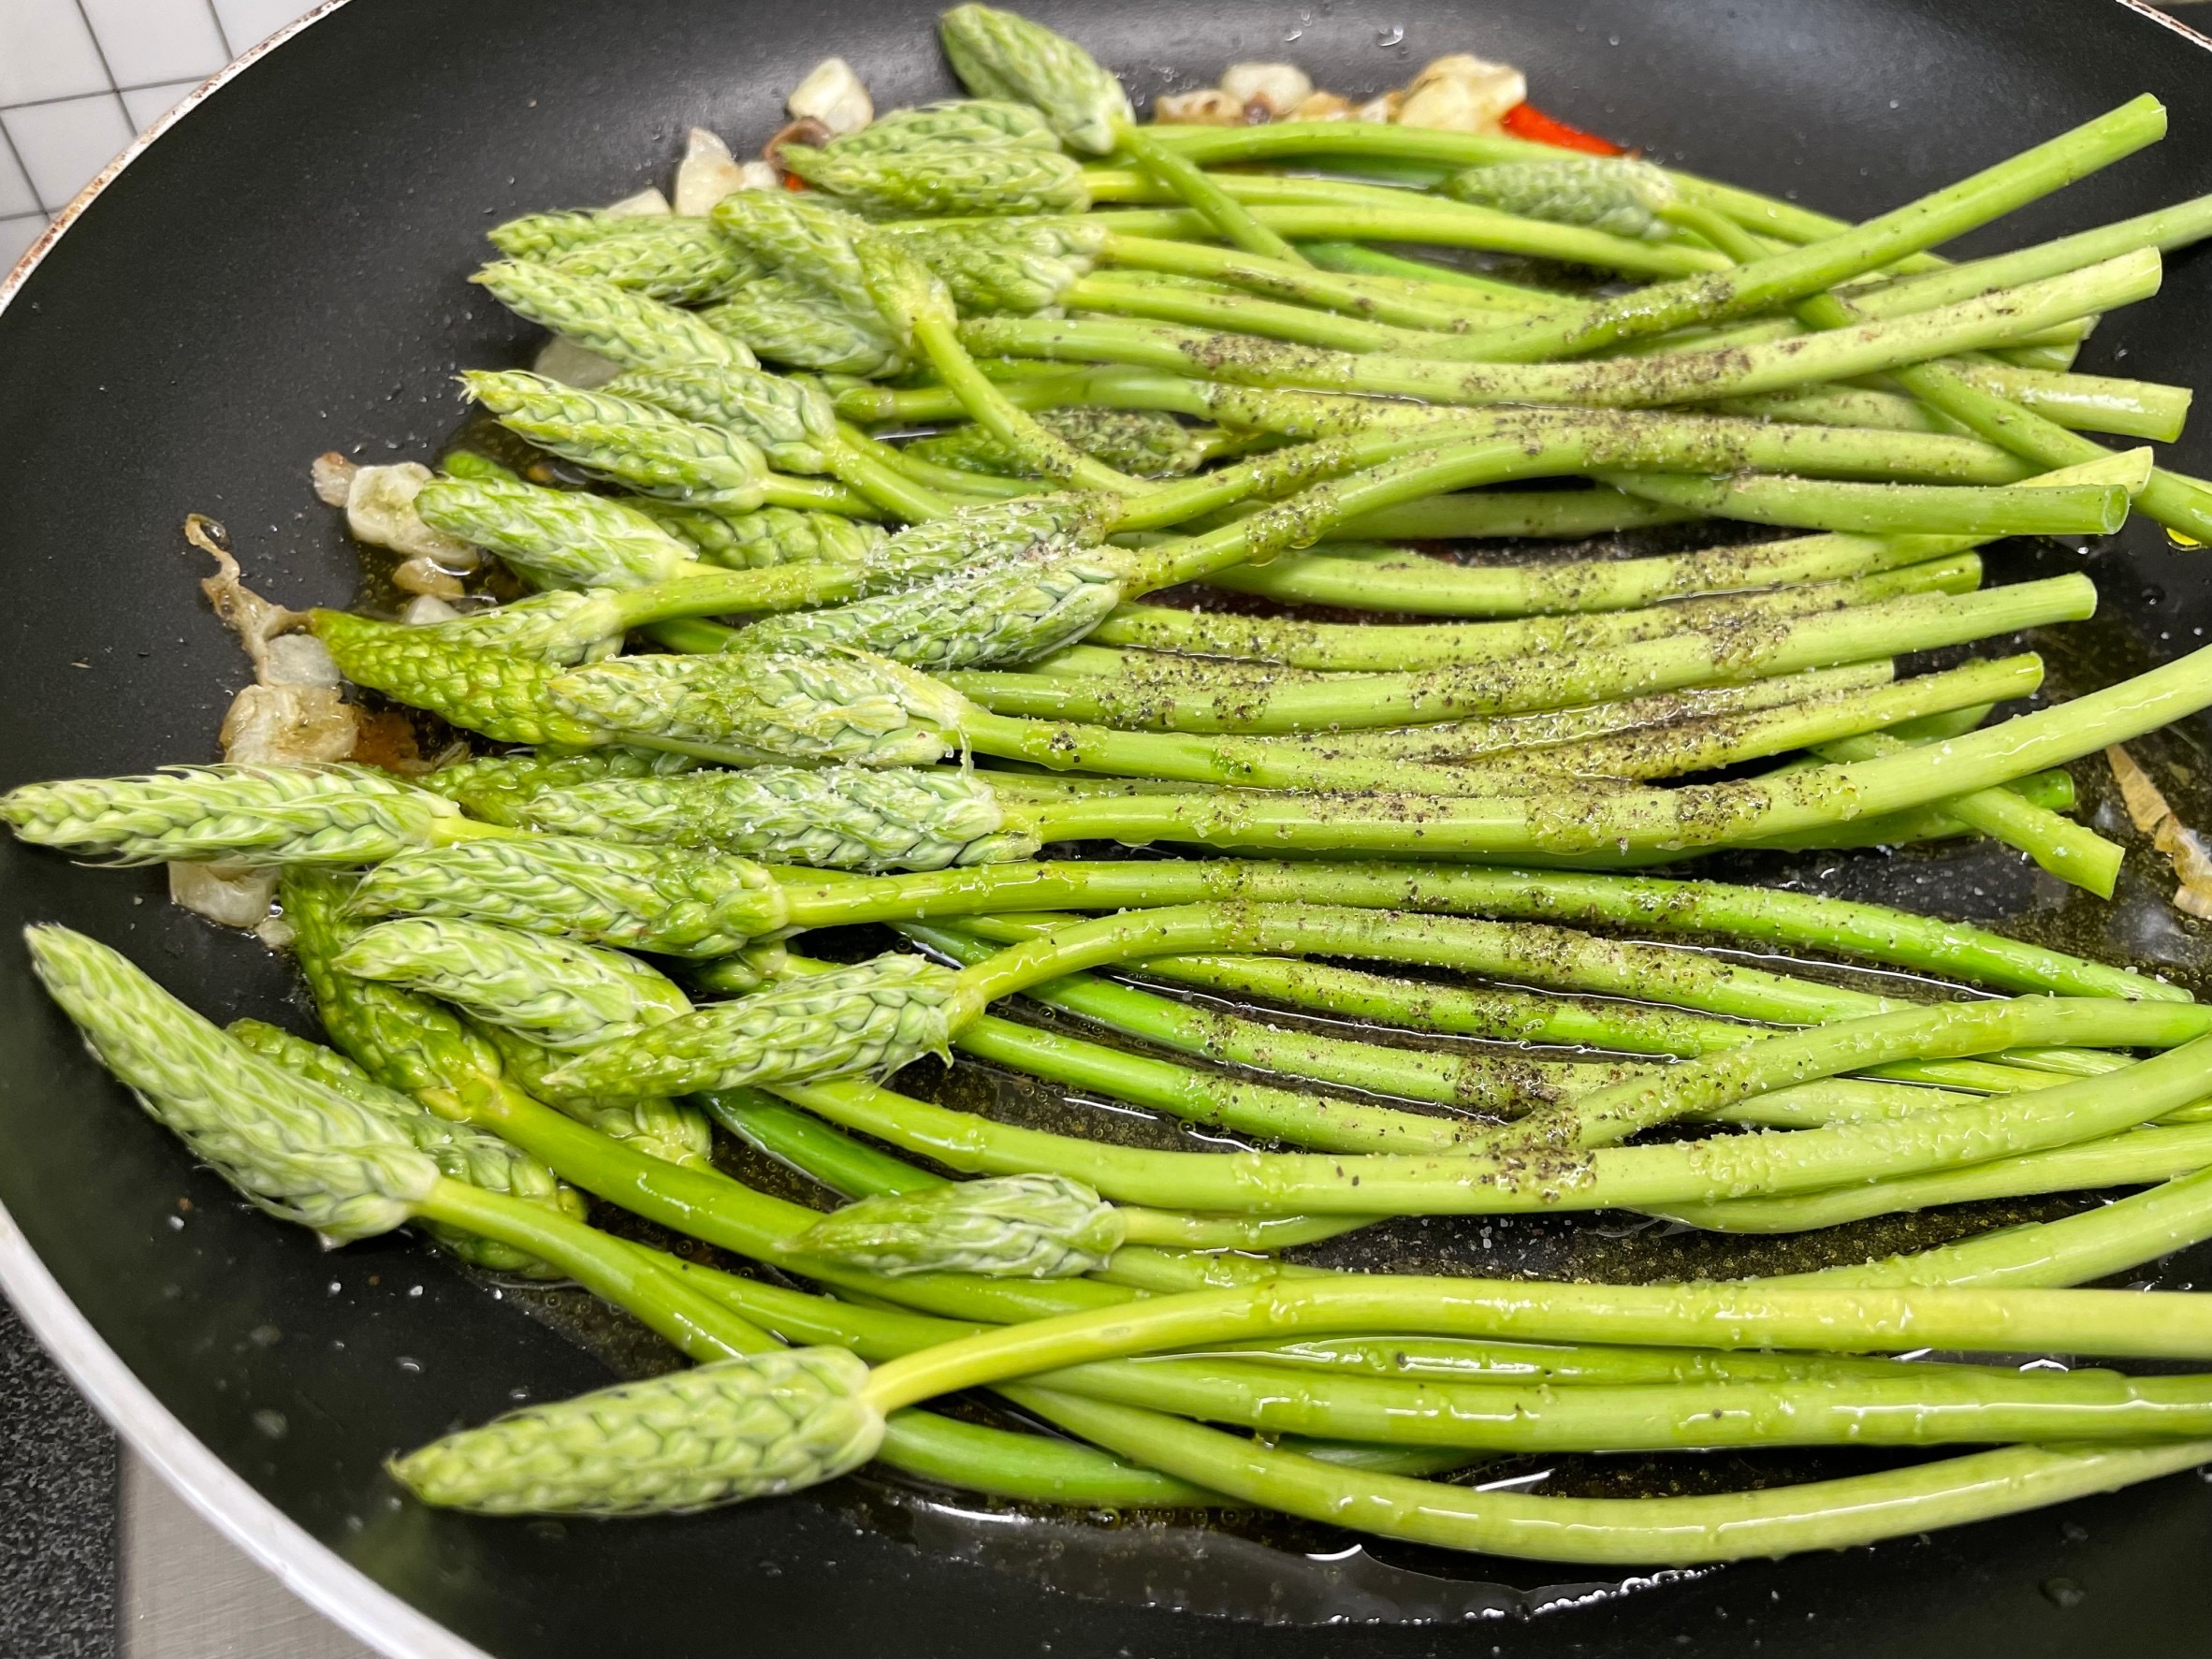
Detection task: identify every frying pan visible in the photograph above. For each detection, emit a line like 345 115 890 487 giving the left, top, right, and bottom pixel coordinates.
9 0 2212 1652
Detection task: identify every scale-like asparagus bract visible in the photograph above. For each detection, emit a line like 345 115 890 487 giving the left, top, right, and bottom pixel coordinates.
0 764 462 866
547 217 757 301
1445 156 1681 239
891 217 1101 313
735 542 1137 670
546 649 970 765
635 502 886 569
460 371 769 506
701 276 909 377
939 3 1133 154
547 953 959 1095
390 1347 883 1514
499 764 1035 870
313 610 601 747
229 1017 583 1276
27 925 438 1244
474 260 756 371
904 407 1204 478
350 834 793 956
827 98 1059 155
336 916 692 1049
415 475 697 589
604 364 842 473
781 140 1091 217
795 1172 1125 1277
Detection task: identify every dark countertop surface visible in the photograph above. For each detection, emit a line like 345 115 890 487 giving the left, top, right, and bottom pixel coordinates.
1 1296 117 1659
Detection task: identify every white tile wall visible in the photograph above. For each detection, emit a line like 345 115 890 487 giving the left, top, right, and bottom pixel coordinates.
80 0 227 91
0 0 318 236
0 0 110 106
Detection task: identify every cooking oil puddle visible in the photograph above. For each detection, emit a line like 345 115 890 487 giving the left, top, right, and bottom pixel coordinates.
854 1484 1711 1624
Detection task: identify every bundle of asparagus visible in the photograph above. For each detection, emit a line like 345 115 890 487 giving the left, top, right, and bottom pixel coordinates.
21 1 2212 1574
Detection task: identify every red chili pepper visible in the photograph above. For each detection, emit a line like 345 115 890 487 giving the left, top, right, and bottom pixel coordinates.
1501 101 1626 155
782 173 808 191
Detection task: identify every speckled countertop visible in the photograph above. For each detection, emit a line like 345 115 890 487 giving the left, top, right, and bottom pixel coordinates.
0 1299 116 1657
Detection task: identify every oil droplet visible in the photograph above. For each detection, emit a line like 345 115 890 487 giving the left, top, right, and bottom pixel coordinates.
1375 23 1404 46
2041 1577 2086 1608
252 1408 288 1440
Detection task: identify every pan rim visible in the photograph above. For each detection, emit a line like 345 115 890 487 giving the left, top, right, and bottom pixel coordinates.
0 4 2207 1653
0 1201 484 1658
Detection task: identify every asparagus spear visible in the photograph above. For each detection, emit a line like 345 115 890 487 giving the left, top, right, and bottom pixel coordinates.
959 246 2161 408
334 916 692 1049
392 1265 2212 1517
769 1006 2212 1218
46 923 1207 1506
473 260 756 372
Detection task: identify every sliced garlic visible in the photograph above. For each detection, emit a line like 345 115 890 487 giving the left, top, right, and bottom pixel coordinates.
392 556 466 600
219 682 359 765
189 517 304 682
1398 54 1526 133
168 861 281 930
259 633 342 688
310 451 357 507
602 186 672 217
674 126 749 215
1154 88 1245 125
788 57 873 136
735 159 780 191
1355 89 1405 124
345 462 477 563
401 593 463 626
532 334 626 389
1220 63 1313 119
1290 91 1355 122
2107 743 2212 916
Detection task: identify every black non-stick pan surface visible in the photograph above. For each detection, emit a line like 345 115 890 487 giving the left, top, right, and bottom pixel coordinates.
9 0 2212 1652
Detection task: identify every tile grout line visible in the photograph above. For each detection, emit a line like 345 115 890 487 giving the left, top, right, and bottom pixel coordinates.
68 0 124 92
0 80 220 117
0 121 39 221
203 0 235 59
52 0 126 214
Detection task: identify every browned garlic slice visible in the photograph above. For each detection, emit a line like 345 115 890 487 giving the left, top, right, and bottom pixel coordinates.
1155 88 1245 125
2106 744 2212 917
1221 63 1313 120
1290 91 1355 121
170 518 365 923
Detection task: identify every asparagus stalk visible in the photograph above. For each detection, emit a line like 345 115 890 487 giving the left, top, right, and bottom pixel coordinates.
1023 1389 2210 1565
394 1265 2212 1517
1201 528 1976 616
770 1007 2212 1218
539 899 2159 1100
1681 200 2212 541
1808 726 2122 892
958 245 2161 408
1089 558 1985 672
1666 1124 2212 1233
940 577 2092 733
